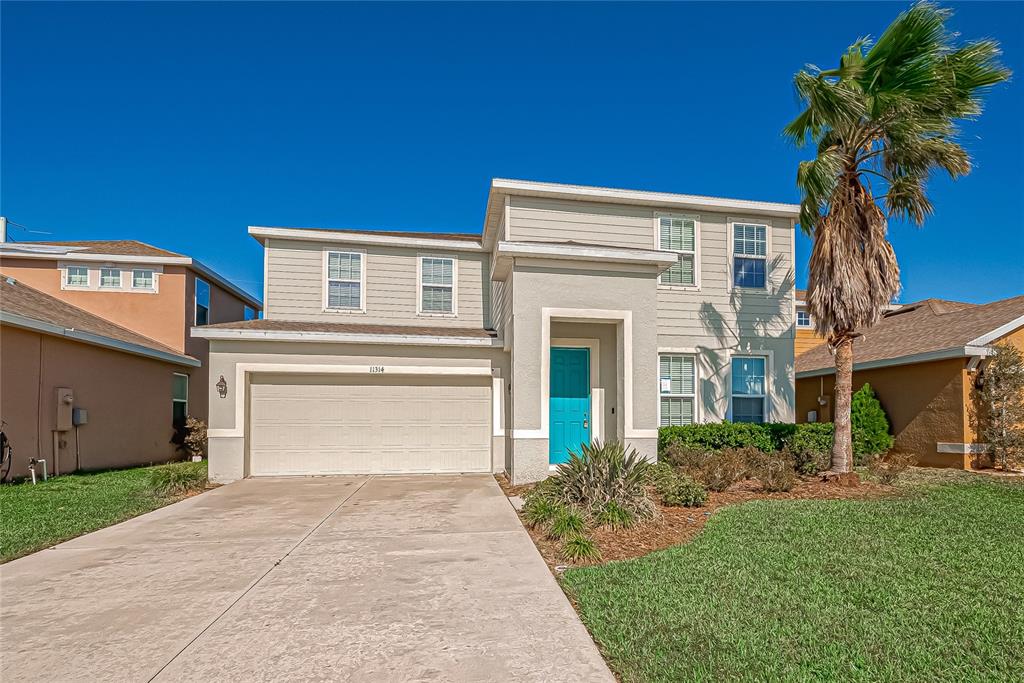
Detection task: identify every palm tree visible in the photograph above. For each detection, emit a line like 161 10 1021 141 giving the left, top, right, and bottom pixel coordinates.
784 1 1009 475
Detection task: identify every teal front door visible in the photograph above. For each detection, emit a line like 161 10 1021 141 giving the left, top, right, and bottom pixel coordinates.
549 347 591 465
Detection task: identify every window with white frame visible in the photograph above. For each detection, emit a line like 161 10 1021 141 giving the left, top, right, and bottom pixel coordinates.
659 215 697 287
325 251 362 310
420 256 454 314
731 356 766 423
132 269 154 290
733 223 767 289
99 267 121 288
172 373 188 428
659 354 697 426
796 308 812 328
65 266 89 287
244 305 257 321
194 278 210 325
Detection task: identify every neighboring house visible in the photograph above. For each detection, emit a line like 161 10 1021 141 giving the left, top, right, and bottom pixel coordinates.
795 296 1024 468
194 178 799 484
0 238 262 427
794 288 901 356
0 277 200 479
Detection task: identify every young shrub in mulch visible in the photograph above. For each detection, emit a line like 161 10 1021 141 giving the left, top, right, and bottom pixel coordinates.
651 464 707 508
561 534 601 563
662 443 712 477
700 447 753 492
852 384 895 463
867 451 918 485
548 508 587 540
785 423 833 475
749 448 799 492
147 461 208 496
594 500 637 529
554 441 656 524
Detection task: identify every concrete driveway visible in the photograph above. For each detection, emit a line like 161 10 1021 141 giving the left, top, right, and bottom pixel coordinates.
0 475 612 682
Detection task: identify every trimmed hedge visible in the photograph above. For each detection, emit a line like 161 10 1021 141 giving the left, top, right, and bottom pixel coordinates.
658 421 879 459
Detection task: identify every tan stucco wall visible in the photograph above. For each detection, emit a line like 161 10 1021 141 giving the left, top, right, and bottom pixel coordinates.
0 324 191 479
0 258 188 351
796 358 971 468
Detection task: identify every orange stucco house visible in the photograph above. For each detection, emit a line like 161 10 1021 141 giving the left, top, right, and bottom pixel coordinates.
795 295 1024 469
0 237 261 479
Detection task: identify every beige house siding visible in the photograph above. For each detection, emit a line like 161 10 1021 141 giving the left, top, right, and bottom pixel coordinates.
507 196 657 249
264 238 489 328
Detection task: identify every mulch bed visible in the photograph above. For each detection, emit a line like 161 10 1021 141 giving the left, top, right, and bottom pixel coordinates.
497 473 893 570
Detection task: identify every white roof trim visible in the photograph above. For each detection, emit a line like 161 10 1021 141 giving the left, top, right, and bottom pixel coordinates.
191 326 502 347
967 314 1024 347
247 226 483 252
490 178 801 218
796 345 994 378
1 311 201 367
492 240 677 280
0 246 262 309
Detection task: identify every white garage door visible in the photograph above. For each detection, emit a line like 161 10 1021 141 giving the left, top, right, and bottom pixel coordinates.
248 375 491 476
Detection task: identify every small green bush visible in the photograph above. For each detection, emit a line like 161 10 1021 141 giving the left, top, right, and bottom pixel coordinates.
549 509 587 540
662 444 712 475
147 461 207 496
523 495 564 528
750 449 799 492
658 423 777 453
553 441 655 525
852 384 895 461
700 448 752 492
561 534 601 563
652 464 707 507
786 423 834 475
594 500 636 528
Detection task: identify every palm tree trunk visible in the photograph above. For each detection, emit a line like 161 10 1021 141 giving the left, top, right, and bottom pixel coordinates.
831 336 854 473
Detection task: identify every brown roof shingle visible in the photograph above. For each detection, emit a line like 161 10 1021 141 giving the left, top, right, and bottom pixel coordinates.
201 318 496 338
0 277 194 361
20 240 185 258
796 296 1024 374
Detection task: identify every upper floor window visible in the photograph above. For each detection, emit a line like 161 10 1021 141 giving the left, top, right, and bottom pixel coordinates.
419 256 455 315
65 266 89 287
659 354 696 426
99 268 121 288
796 309 812 328
658 215 697 287
733 222 767 289
132 269 155 290
731 356 766 423
325 251 363 311
195 278 210 326
244 305 257 321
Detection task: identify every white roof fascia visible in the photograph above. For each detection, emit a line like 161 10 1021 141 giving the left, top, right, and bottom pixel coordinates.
492 240 677 280
191 326 502 347
1 311 201 367
796 345 994 378
248 226 484 252
490 178 802 218
967 314 1024 347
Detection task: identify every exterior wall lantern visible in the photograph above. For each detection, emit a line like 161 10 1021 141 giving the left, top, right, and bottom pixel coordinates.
216 375 228 398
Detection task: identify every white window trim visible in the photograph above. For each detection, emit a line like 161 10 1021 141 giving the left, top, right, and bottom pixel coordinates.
726 350 772 423
172 372 189 418
131 268 158 293
99 267 122 289
194 277 211 326
796 308 812 328
417 254 458 317
658 350 700 426
655 212 701 290
322 249 367 314
63 265 91 290
728 217 772 292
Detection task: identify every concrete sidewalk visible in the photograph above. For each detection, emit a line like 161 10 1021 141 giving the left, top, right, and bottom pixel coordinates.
0 475 613 682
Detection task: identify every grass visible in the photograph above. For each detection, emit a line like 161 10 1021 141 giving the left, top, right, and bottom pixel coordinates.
560 473 1024 682
1 461 207 563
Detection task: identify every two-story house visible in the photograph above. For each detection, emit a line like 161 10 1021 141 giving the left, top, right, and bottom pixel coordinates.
194 179 799 484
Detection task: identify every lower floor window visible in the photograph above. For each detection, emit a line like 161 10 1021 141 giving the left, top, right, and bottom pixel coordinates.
172 373 189 427
659 354 696 426
731 356 766 423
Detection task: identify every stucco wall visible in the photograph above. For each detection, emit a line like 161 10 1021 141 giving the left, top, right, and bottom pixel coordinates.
0 325 190 479
795 358 970 467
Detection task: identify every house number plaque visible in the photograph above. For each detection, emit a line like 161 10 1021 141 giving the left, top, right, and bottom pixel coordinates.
369 366 385 374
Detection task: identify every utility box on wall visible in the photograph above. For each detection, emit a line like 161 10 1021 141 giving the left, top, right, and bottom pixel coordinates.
72 408 88 426
56 388 74 431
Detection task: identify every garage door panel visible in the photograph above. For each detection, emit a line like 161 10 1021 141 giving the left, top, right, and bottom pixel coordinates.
249 377 491 476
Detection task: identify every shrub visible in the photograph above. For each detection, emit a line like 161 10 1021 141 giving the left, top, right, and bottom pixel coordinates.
523 495 564 529
867 451 917 485
147 461 207 496
594 500 636 528
548 509 587 540
182 416 208 459
750 449 798 492
852 384 895 461
652 465 707 507
662 444 712 476
700 448 752 492
785 423 834 475
553 441 655 525
658 423 776 453
973 342 1024 471
561 534 601 563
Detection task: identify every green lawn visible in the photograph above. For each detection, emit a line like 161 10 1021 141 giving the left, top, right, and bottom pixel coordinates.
561 475 1024 682
0 461 207 563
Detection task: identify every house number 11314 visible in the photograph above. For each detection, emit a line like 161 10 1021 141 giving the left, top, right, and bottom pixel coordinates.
369 366 385 374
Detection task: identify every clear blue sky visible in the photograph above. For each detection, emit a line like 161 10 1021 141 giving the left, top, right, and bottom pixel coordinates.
3 1 1022 304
